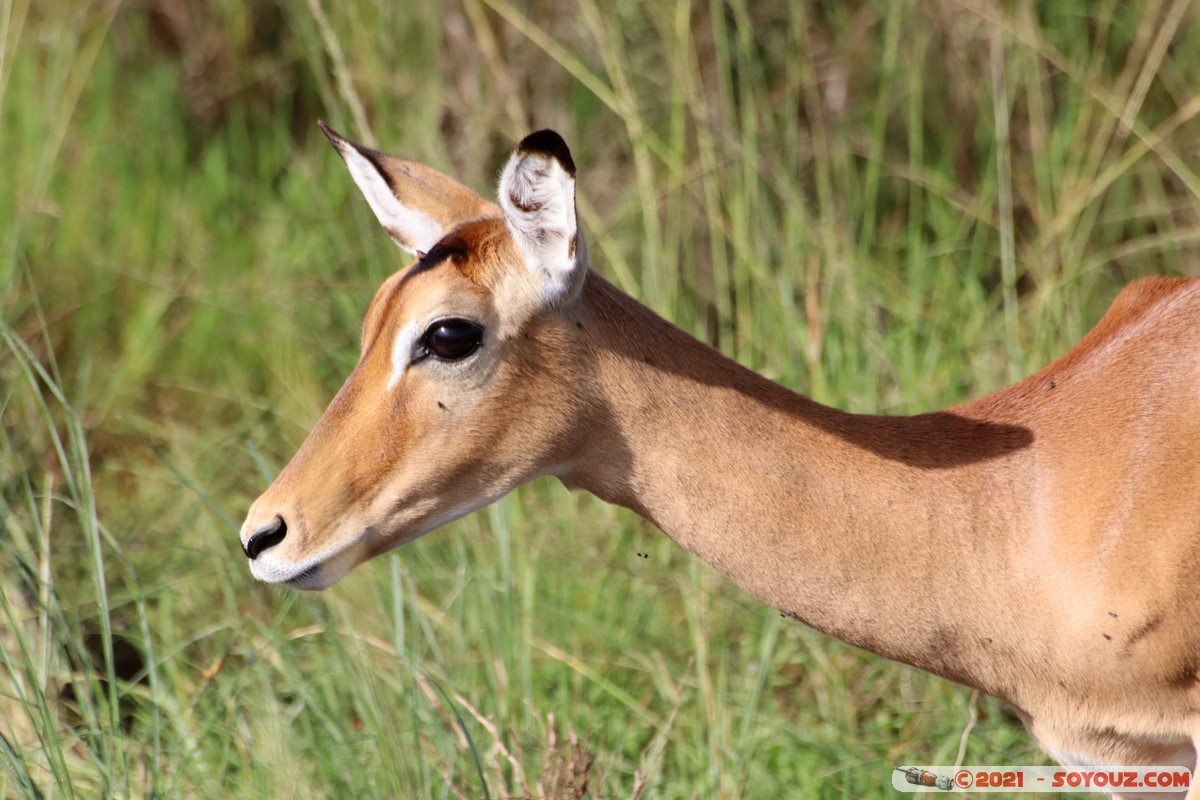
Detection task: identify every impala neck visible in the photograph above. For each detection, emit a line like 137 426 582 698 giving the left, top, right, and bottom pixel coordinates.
561 273 1035 694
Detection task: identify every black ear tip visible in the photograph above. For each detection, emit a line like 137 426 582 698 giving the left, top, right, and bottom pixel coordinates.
517 129 576 177
318 120 345 149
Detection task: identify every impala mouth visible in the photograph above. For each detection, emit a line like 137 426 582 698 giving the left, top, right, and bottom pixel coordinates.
247 536 365 591
284 565 323 590
245 512 472 591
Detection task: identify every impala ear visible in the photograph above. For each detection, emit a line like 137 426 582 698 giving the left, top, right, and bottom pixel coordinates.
498 130 587 303
320 122 498 256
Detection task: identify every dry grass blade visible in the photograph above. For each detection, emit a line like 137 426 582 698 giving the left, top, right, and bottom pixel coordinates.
303 0 374 146
453 690 525 789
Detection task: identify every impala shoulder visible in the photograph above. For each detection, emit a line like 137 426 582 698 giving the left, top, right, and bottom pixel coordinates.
1102 276 1200 324
967 276 1200 419
1068 276 1200 359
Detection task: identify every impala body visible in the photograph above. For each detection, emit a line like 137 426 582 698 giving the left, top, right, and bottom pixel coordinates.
242 125 1200 798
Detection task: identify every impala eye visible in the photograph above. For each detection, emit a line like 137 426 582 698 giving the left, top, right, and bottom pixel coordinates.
419 319 483 361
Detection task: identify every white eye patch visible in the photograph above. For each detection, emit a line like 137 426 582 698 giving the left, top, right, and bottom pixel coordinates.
387 319 421 390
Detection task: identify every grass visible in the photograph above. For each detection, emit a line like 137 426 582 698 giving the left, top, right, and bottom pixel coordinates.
2 0 1199 796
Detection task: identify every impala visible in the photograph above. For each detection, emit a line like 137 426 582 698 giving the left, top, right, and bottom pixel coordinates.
242 124 1200 796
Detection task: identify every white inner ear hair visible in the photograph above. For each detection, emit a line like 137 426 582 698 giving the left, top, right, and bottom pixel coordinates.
498 153 578 298
340 146 444 256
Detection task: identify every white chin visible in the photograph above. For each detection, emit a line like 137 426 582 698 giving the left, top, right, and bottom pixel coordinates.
283 565 339 591
248 547 358 591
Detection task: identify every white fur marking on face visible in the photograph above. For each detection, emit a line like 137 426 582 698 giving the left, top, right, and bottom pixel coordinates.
388 319 421 390
247 530 362 590
498 152 578 299
341 146 444 255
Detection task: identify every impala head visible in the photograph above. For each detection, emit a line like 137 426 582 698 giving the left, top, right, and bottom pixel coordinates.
241 125 591 589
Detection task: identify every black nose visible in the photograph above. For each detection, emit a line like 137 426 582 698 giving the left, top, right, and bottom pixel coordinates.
243 515 288 559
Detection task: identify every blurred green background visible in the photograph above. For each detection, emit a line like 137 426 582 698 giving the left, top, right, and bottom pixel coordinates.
2 0 1198 797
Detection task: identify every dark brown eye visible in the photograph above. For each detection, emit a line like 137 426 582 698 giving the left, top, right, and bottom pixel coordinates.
421 319 483 361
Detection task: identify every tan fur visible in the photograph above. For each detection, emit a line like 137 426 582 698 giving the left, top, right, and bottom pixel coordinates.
243 131 1200 796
